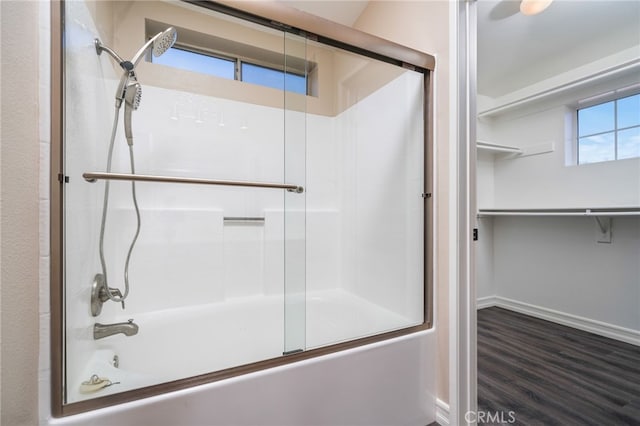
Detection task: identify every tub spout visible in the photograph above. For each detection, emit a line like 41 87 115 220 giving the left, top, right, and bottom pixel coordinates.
94 319 139 340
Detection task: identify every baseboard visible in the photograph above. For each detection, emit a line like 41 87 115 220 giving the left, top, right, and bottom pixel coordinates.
478 295 640 346
435 398 450 426
476 296 497 310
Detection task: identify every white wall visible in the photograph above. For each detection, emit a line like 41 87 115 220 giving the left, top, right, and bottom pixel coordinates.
493 216 640 331
475 217 494 300
490 106 640 209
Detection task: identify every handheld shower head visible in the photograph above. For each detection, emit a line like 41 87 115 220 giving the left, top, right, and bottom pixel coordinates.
131 27 177 68
124 81 142 146
125 81 142 110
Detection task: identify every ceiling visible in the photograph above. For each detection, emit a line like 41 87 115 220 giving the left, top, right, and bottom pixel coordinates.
283 1 640 98
282 1 369 26
477 0 640 98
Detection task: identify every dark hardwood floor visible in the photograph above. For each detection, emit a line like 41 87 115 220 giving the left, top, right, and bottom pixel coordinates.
477 307 640 426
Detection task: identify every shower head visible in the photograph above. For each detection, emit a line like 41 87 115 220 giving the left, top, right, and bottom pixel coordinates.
96 27 176 108
124 81 142 146
131 27 177 68
152 27 178 57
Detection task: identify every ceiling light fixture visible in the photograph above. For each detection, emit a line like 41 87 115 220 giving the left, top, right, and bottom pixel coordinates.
520 0 553 16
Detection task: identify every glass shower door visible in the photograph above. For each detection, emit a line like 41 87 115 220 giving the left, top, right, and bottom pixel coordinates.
57 0 428 414
283 32 307 355
61 0 308 405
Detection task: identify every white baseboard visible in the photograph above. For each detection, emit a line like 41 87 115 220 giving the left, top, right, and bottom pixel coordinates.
435 398 450 426
476 296 496 310
477 295 640 346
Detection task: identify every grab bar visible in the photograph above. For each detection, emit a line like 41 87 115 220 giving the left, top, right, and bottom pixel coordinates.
223 217 265 224
82 172 304 193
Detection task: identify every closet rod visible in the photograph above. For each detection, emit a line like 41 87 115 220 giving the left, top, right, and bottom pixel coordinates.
478 209 640 217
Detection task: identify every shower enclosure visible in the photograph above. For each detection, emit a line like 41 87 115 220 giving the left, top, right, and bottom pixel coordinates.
52 0 433 415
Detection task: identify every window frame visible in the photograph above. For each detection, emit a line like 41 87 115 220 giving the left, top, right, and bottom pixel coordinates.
576 88 640 165
152 40 311 96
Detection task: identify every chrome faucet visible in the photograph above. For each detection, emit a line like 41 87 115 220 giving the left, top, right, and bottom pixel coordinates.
94 319 139 340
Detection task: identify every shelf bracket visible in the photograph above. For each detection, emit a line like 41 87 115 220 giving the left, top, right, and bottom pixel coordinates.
593 216 611 244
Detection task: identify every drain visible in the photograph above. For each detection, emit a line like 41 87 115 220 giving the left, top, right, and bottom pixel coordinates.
112 354 119 368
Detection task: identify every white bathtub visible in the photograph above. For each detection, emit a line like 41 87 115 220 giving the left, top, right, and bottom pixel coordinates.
52 331 436 426
71 289 421 403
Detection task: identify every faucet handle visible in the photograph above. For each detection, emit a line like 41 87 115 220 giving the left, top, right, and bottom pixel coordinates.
105 287 124 310
108 287 122 298
91 274 127 316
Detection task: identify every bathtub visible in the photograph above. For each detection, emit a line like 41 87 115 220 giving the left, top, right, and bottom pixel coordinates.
51 326 435 426
71 288 422 403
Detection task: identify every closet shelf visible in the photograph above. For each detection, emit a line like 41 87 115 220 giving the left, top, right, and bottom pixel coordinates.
477 58 640 118
478 208 640 217
476 141 522 154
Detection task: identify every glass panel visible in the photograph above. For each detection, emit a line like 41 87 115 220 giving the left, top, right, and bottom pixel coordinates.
578 101 614 137
283 32 307 354
61 0 426 409
618 127 640 160
578 132 615 164
152 47 235 79
63 0 290 403
617 93 640 129
303 40 424 349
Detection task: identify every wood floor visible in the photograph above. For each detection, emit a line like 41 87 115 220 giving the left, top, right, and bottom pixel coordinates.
477 307 640 426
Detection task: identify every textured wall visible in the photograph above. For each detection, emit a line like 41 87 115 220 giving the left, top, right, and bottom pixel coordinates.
0 1 41 425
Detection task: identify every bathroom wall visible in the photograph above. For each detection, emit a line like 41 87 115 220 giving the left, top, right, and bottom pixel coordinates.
0 1 41 425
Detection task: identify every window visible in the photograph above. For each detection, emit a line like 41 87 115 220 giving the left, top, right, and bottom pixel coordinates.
577 93 640 164
153 45 308 95
241 63 307 94
153 47 235 79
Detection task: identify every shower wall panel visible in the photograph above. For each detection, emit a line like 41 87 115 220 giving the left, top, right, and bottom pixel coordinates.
335 71 424 322
98 85 340 311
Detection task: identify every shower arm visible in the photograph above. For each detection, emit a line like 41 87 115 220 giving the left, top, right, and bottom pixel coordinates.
94 39 133 72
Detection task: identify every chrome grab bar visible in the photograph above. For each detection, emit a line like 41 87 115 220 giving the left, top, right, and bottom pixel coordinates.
223 217 265 223
82 172 304 193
